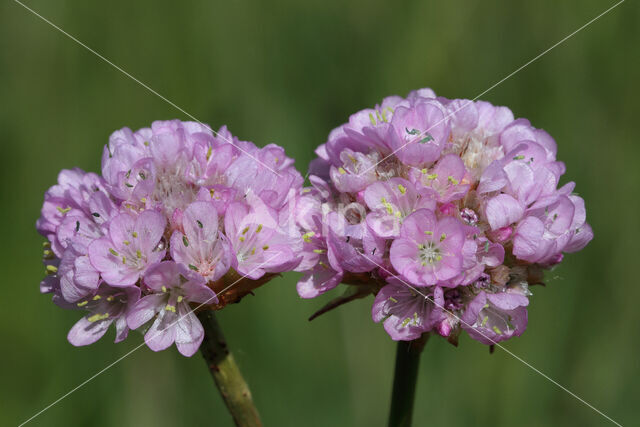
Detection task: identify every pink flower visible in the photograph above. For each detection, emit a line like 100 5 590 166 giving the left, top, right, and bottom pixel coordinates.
89 210 167 287
386 101 450 166
409 154 470 203
225 202 302 279
372 279 444 341
364 178 436 238
68 284 140 346
295 87 592 346
390 209 466 286
330 149 379 193
170 201 232 281
38 120 305 355
461 291 529 345
36 168 109 257
127 261 217 357
326 210 385 273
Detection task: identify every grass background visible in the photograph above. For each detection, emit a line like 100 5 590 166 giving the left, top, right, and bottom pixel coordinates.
1 0 638 425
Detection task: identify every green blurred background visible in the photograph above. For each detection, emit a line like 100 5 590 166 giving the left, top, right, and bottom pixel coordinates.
1 0 638 425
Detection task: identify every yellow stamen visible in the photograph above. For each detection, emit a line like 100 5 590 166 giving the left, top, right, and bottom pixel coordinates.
88 313 109 323
381 198 394 215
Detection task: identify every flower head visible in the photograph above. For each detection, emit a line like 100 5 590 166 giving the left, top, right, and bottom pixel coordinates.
296 88 593 346
38 120 303 355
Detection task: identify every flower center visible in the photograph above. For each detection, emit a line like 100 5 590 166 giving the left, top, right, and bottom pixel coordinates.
418 242 442 265
152 163 198 216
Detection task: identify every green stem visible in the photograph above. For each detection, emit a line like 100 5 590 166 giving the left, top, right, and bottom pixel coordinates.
387 334 429 427
197 310 263 427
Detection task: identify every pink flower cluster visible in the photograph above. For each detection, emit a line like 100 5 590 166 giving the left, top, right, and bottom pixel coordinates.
38 120 303 356
295 88 592 344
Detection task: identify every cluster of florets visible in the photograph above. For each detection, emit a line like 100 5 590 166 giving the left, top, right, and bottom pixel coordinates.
295 88 592 344
37 120 303 356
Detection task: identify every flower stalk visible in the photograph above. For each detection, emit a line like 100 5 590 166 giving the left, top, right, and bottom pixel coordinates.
198 309 262 427
388 334 430 427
